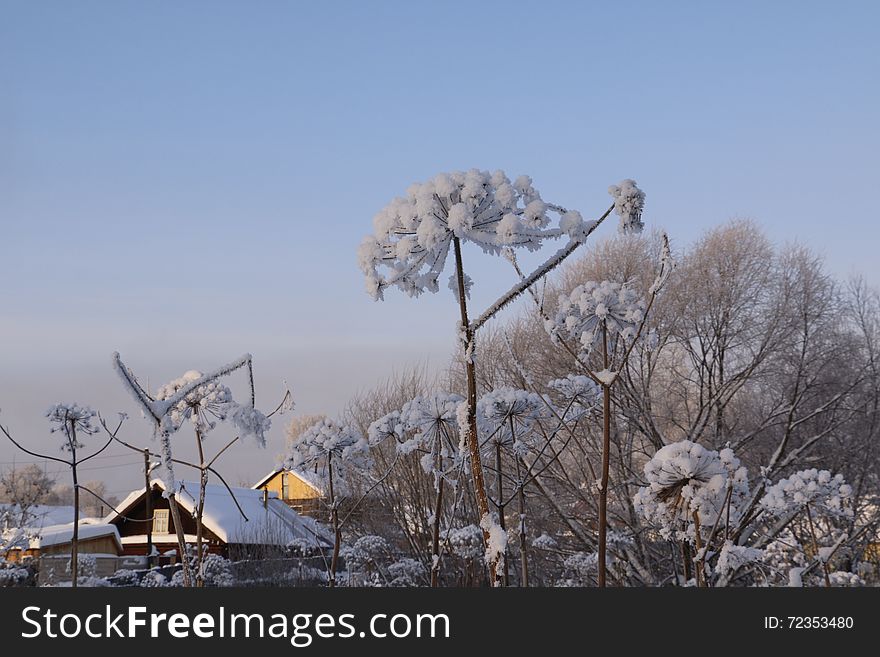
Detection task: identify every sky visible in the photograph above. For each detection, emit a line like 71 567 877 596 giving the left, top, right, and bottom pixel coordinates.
1 0 878 498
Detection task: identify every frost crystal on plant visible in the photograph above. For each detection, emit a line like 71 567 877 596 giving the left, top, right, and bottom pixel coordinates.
608 179 645 234
358 170 576 301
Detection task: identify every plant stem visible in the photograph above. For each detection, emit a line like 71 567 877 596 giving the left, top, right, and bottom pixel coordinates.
805 503 832 588
598 323 611 587
195 426 207 587
70 421 79 588
452 235 499 585
693 511 706 587
328 454 341 587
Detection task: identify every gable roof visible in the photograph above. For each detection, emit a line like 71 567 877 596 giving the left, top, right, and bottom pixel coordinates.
252 467 325 495
108 479 332 549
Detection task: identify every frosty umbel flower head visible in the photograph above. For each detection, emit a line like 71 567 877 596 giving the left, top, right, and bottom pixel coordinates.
477 387 547 452
633 440 749 540
358 170 589 301
397 393 465 478
547 281 645 356
47 403 98 450
760 469 853 519
156 370 233 434
608 179 645 234
285 418 368 470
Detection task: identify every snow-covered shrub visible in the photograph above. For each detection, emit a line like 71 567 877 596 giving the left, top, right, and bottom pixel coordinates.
387 558 424 587
633 441 749 541
341 535 389 575
828 571 864 587
110 569 140 587
200 554 234 587
140 569 168 587
0 561 30 587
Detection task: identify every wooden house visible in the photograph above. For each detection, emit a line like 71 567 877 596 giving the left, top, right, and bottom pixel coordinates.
252 468 324 518
106 479 332 561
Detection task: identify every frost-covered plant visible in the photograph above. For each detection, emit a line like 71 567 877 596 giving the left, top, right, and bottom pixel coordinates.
546 374 600 419
443 524 484 561
759 469 853 587
111 352 288 587
634 441 749 541
284 418 368 587
358 170 585 301
394 393 464 586
1 402 118 588
359 171 627 585
544 231 672 587
387 558 424 587
46 404 98 449
397 393 464 479
760 469 853 519
546 281 645 360
558 551 599 586
715 541 763 579
341 535 390 584
477 388 546 454
476 387 550 586
608 179 645 234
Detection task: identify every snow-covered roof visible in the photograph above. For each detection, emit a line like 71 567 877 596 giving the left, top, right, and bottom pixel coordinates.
28 523 122 551
109 479 332 549
1 504 86 531
252 467 325 495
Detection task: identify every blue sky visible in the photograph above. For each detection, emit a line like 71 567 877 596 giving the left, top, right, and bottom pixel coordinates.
1 1 878 494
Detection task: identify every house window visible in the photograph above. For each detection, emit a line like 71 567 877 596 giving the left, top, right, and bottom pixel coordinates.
281 473 289 500
153 509 170 534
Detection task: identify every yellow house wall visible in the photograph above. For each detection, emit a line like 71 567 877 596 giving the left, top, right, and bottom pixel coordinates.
259 470 321 501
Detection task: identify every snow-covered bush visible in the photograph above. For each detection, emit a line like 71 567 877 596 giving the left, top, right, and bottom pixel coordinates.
341 535 389 575
110 569 140 587
140 569 168 587
387 558 424 587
